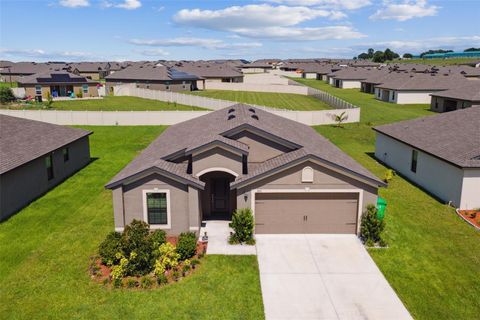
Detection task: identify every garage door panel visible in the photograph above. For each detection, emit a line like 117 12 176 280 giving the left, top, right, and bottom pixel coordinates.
255 192 358 234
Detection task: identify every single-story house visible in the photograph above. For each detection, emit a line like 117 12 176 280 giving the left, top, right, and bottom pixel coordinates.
241 62 274 73
106 104 385 235
68 62 111 80
105 63 201 93
0 115 92 221
373 107 480 209
17 70 99 98
166 62 244 89
301 64 341 80
430 82 480 112
360 71 398 94
374 73 466 104
328 68 376 89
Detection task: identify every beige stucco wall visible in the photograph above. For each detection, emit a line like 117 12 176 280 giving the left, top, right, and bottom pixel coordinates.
303 73 317 79
340 80 361 89
117 173 193 235
105 80 195 94
241 68 268 73
192 147 243 177
22 84 99 98
461 169 480 209
0 136 91 221
236 160 378 231
375 132 465 207
395 91 435 104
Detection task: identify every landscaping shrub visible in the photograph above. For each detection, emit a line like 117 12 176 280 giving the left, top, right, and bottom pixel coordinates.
126 278 138 288
0 87 15 104
383 169 395 183
140 276 153 289
120 220 153 275
148 229 167 249
176 232 197 260
157 274 168 286
229 208 255 245
98 231 122 266
360 204 386 246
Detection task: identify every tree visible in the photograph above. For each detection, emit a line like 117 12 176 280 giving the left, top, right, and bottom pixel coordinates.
403 53 413 59
357 53 369 60
420 49 453 57
0 87 15 104
333 111 348 128
464 47 480 52
372 51 385 63
367 48 374 59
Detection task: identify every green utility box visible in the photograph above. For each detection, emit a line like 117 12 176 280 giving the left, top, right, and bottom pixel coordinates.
376 197 387 220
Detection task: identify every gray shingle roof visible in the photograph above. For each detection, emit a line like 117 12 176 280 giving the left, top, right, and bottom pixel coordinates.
105 63 200 81
106 104 384 189
430 81 480 102
373 107 480 168
18 70 95 85
165 62 243 79
375 73 467 91
0 115 92 174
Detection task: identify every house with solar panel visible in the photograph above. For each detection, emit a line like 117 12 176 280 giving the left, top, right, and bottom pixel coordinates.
104 62 201 94
17 70 100 99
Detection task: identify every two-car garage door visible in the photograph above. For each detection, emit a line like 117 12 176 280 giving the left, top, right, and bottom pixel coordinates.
254 192 359 234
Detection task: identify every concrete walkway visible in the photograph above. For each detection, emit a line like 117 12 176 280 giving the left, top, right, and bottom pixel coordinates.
256 234 412 320
199 220 256 255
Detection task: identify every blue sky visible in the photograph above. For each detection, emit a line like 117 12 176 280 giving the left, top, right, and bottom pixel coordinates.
1 0 479 61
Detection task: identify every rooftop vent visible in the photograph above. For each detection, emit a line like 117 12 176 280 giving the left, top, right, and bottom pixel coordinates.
248 108 256 113
228 108 235 113
228 114 236 120
251 114 259 120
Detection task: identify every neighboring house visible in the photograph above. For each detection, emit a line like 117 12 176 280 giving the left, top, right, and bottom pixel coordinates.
430 82 480 112
241 62 274 73
105 63 201 93
374 108 480 210
360 71 398 94
0 62 67 82
301 64 341 80
68 62 111 80
17 70 99 98
105 104 385 235
328 68 377 89
166 62 244 89
374 73 466 104
0 115 92 221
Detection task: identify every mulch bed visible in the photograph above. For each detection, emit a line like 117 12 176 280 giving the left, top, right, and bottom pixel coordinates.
90 238 208 289
457 210 480 230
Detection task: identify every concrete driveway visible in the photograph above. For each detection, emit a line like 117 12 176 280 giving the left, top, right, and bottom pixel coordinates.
256 234 412 320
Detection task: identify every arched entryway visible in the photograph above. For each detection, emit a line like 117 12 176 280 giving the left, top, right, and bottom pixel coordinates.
198 170 237 220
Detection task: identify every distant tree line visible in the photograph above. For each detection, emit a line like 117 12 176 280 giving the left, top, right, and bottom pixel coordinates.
356 48 400 63
464 47 480 52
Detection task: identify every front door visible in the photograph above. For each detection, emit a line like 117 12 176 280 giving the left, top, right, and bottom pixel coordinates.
211 178 229 213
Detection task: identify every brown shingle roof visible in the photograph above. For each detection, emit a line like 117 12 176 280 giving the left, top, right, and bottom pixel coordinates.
18 70 95 85
0 115 92 174
106 104 384 189
375 73 467 91
373 107 480 168
430 81 480 102
105 63 200 81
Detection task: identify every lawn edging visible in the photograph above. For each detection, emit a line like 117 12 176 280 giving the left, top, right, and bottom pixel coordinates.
455 209 480 230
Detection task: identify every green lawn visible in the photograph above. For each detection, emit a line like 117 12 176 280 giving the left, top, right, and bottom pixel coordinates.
0 82 17 88
187 89 331 110
297 79 480 319
2 96 207 111
0 126 264 319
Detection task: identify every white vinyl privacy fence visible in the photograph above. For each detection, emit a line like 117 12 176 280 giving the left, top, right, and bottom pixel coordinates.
0 108 359 126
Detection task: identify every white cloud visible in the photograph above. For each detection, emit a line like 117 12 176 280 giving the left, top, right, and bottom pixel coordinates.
267 0 371 10
233 26 365 40
370 0 439 21
116 0 141 10
135 48 170 57
172 4 364 41
129 37 263 50
174 4 346 31
58 0 90 8
0 48 95 61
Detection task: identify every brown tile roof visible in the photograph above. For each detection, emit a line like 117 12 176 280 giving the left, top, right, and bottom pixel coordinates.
0 115 92 174
373 107 480 168
106 104 384 189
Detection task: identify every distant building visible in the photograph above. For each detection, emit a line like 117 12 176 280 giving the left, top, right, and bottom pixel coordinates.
0 115 92 221
422 51 480 59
